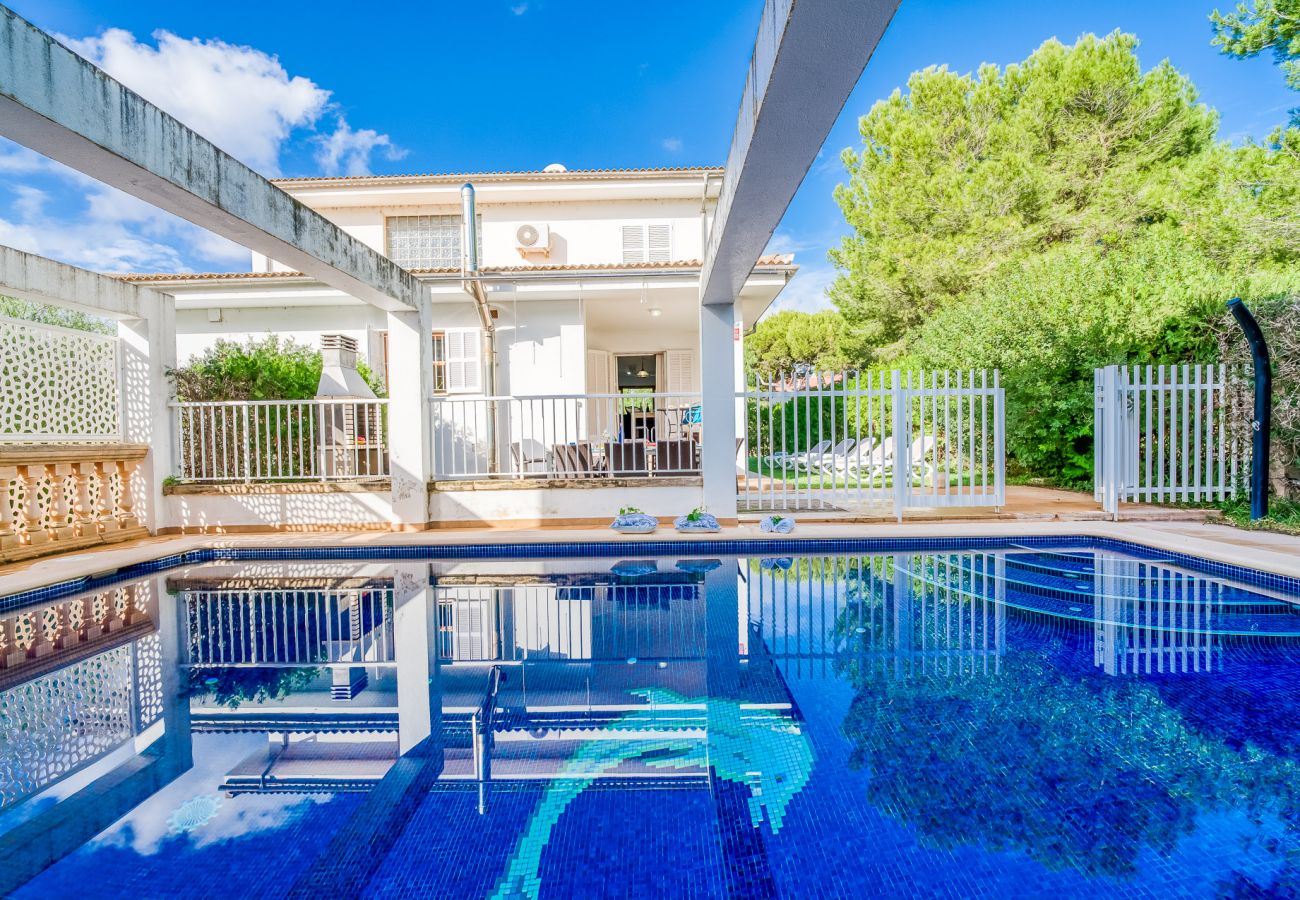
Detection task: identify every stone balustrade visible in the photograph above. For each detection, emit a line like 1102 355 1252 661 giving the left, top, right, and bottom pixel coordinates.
0 581 155 674
0 443 149 564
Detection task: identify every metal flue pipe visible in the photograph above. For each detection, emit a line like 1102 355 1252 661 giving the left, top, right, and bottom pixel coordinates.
461 183 500 473
1227 297 1271 521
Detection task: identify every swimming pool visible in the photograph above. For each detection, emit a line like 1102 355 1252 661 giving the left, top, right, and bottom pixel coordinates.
2 537 1298 897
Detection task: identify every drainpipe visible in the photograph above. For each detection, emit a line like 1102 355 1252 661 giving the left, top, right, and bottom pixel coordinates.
1227 297 1271 521
699 171 715 261
461 183 500 473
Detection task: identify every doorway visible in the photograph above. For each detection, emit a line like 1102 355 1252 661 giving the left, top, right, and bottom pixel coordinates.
614 354 659 441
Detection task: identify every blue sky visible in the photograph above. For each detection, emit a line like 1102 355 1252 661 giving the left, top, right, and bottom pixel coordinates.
2 0 1294 312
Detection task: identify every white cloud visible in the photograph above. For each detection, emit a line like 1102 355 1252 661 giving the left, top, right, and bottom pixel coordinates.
661 137 684 153
769 260 838 316
0 138 249 272
0 27 401 273
59 28 332 175
511 3 530 14
11 186 48 221
763 231 842 317
314 117 407 177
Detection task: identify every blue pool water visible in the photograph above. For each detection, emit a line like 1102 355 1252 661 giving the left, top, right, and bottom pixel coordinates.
2 540 1299 897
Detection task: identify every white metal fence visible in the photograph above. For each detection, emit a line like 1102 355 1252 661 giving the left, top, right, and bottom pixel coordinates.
739 369 1005 517
431 392 702 479
184 586 394 666
173 399 389 482
0 316 121 442
1094 364 1245 517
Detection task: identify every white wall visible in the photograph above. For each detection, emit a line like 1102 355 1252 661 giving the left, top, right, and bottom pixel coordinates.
162 489 395 532
175 304 386 365
255 197 707 271
429 482 702 526
494 299 584 396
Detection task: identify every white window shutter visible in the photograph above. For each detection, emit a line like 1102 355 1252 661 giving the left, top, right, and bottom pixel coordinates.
647 224 672 262
621 225 646 263
585 349 611 394
665 349 696 393
445 329 482 394
585 349 613 439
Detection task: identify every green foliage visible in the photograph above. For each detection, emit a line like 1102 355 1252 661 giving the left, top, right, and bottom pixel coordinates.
827 30 1300 484
0 296 114 334
838 640 1300 876
1214 293 1300 497
1219 495 1300 532
171 334 384 401
1212 0 1300 123
906 230 1300 482
831 32 1221 352
187 666 320 709
745 309 861 376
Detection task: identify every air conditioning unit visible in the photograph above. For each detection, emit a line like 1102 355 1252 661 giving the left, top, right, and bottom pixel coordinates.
515 223 552 258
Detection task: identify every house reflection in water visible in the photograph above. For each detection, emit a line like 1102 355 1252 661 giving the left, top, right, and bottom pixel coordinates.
0 575 190 894
164 558 803 807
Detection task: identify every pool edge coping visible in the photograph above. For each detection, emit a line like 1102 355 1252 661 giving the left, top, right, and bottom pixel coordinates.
4 521 1300 610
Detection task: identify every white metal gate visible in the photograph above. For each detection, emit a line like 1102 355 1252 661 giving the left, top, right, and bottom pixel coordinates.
739 369 1005 518
1094 364 1245 517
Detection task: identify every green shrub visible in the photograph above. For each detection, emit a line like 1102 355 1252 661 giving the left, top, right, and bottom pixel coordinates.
906 230 1300 484
171 334 384 401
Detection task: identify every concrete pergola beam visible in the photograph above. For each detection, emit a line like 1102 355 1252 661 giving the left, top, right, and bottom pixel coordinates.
700 0 900 306
0 6 418 312
0 244 164 320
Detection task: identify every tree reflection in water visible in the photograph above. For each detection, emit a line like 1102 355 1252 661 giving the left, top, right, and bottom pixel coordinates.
824 554 1300 880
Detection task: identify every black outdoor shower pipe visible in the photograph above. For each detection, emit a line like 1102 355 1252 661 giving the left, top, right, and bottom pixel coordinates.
1226 297 1272 521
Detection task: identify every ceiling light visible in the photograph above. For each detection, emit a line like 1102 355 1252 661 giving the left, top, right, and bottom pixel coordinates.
637 368 650 379
647 307 662 317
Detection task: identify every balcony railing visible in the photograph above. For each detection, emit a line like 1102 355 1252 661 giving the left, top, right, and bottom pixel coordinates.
430 392 703 480
173 399 389 483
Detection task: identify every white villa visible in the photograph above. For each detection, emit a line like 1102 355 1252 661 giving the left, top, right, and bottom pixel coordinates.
124 165 794 401
99 165 797 532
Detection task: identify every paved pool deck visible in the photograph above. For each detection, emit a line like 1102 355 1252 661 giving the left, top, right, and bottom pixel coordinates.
2 517 1298 600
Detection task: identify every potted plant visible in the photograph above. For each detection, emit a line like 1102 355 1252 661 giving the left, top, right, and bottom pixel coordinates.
759 513 795 534
610 506 658 534
674 506 721 533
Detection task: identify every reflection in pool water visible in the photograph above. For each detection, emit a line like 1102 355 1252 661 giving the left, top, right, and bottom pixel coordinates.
0 544 1298 897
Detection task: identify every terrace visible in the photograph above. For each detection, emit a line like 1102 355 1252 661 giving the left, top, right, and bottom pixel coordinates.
0 2 1298 896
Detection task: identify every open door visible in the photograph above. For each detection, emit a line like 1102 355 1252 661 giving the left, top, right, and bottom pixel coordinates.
585 349 613 440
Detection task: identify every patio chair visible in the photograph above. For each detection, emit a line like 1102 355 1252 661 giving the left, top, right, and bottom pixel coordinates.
655 439 699 475
511 439 549 475
781 439 831 471
551 443 577 477
810 438 860 474
819 437 876 476
847 435 936 485
556 442 603 478
605 440 649 477
845 440 890 481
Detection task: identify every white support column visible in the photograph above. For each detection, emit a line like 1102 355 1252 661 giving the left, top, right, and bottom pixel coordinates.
117 294 176 534
700 301 739 522
386 292 434 528
392 564 440 756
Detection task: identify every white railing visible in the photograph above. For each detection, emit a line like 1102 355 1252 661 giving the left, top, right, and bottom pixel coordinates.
1094 364 1245 516
173 399 389 482
0 316 121 443
430 392 703 479
739 369 1004 517
183 586 394 666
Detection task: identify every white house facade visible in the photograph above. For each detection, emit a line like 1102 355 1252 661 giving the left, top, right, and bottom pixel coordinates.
113 166 796 529
122 166 793 402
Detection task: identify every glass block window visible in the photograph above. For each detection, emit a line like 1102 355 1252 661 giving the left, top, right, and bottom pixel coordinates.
386 215 464 269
